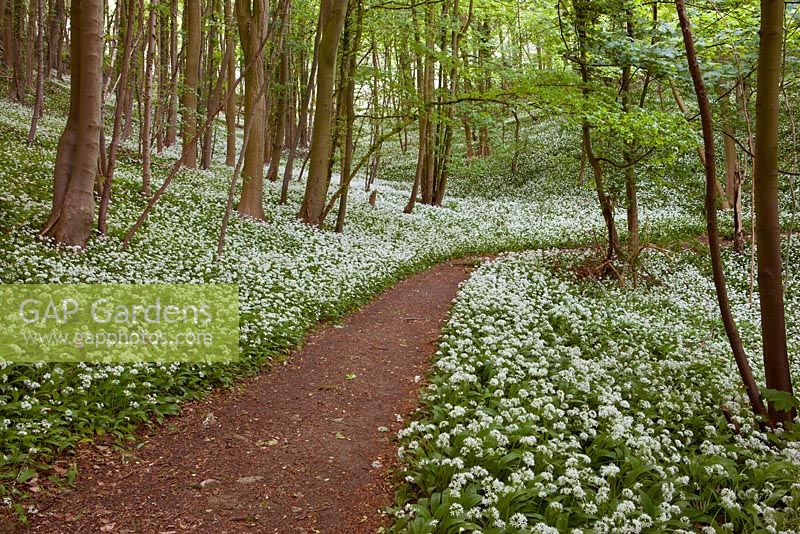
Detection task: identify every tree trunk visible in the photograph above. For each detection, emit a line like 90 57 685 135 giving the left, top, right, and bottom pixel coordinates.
41 0 103 248
280 2 319 205
419 4 435 204
267 5 290 184
54 0 64 78
9 0 26 102
201 0 219 169
298 0 347 226
0 0 9 70
141 0 158 196
46 0 64 78
720 89 739 209
224 0 237 166
476 20 492 158
573 1 619 261
676 0 768 421
182 0 201 167
120 2 141 144
621 10 639 253
464 119 473 159
236 0 267 220
433 0 471 206
333 0 363 233
366 31 381 191
404 7 426 213
154 0 169 152
25 0 35 90
27 0 44 143
752 0 794 424
98 0 137 236
510 110 520 174
165 0 179 147
720 87 744 251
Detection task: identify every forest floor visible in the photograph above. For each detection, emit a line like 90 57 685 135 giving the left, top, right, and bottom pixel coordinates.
20 258 483 534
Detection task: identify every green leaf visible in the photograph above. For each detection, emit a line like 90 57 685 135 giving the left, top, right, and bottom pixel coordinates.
16 468 36 484
762 389 800 412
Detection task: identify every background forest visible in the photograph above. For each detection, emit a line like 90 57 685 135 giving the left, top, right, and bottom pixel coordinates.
0 0 800 532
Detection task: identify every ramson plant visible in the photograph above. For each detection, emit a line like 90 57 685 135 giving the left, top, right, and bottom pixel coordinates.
392 251 800 533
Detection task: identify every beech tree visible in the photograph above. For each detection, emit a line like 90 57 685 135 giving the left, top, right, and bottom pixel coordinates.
182 0 201 168
298 0 347 226
41 0 103 247
224 0 238 166
752 0 795 423
235 0 268 220
678 0 795 426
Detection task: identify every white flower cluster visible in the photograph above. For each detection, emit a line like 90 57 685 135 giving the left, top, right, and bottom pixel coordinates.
0 93 707 480
393 251 800 532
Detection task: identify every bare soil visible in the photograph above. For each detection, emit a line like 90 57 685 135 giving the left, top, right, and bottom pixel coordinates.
24 258 482 534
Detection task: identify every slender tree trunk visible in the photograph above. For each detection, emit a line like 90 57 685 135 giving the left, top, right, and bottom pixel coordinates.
165 0 179 147
720 89 739 208
0 0 10 70
676 0 768 421
434 0 471 206
41 0 103 248
298 0 347 226
54 0 64 78
573 1 619 261
753 0 794 423
182 0 201 167
46 0 64 78
420 3 435 204
477 20 492 158
9 0 26 102
464 119 473 159
280 3 319 205
24 0 35 90
267 4 291 184
201 0 219 169
121 2 141 144
224 0 237 165
333 0 363 233
404 121 425 214
720 87 744 251
27 0 44 143
621 11 639 252
98 0 137 235
404 7 426 213
141 0 158 196
510 110 520 174
582 125 621 259
286 53 295 148
154 1 168 152
103 4 121 99
366 32 381 191
297 51 309 149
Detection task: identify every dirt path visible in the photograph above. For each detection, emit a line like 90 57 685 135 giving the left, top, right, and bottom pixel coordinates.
27 258 481 534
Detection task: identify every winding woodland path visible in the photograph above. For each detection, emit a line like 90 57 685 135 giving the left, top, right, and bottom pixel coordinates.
27 258 483 534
